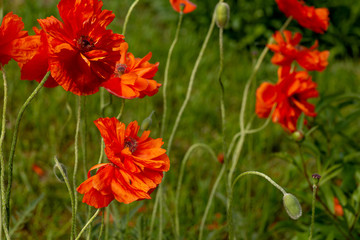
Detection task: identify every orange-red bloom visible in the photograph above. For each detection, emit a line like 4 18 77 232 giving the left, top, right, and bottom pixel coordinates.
37 0 124 95
170 0 197 14
0 12 28 68
334 197 344 217
77 118 170 208
268 30 329 71
16 27 58 87
102 43 161 99
256 66 318 132
275 0 329 34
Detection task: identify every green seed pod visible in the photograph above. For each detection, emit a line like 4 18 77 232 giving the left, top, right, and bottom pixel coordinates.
283 193 302 220
215 2 230 28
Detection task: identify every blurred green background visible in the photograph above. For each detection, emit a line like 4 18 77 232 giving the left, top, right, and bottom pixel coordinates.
2 0 360 239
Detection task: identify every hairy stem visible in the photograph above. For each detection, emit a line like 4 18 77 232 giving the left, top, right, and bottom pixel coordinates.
5 71 50 229
161 11 184 138
72 96 82 239
122 0 140 36
76 209 100 240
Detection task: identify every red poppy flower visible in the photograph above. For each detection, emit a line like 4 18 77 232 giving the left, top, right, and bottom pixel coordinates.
268 30 302 66
37 0 124 95
275 0 329 34
102 42 161 99
256 66 318 132
0 12 28 68
15 27 58 87
77 118 170 208
170 0 197 14
268 30 329 71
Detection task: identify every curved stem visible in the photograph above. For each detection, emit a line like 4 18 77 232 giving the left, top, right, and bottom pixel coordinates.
76 209 101 240
72 95 82 239
218 27 226 166
54 156 75 239
5 71 50 228
174 143 218 238
167 8 217 155
227 17 293 240
232 171 287 195
161 11 184 138
122 0 140 36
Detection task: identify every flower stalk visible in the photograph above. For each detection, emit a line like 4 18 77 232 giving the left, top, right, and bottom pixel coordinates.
161 10 184 138
75 209 101 240
72 95 82 238
122 0 140 36
5 71 50 229
226 17 293 239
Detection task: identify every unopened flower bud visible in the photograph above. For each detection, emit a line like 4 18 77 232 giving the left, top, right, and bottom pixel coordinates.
141 111 155 131
283 193 302 220
215 2 230 28
292 130 304 142
312 173 321 185
53 162 68 183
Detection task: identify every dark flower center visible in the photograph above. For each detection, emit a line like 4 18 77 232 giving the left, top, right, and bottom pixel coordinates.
124 137 138 153
77 35 95 52
115 64 127 77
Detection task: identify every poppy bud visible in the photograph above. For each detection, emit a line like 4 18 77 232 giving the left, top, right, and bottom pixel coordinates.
291 130 304 142
215 2 230 28
283 193 302 220
53 159 68 183
141 111 155 131
312 173 321 185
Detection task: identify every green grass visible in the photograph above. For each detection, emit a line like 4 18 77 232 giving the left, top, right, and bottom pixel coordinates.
1 0 360 239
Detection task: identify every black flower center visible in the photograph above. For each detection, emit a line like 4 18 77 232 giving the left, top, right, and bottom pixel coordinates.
115 64 127 77
77 35 95 52
124 137 138 153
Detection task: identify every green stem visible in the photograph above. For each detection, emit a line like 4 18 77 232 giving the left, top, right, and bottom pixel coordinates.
0 0 3 23
167 6 217 155
98 210 105 240
72 95 82 239
54 156 75 239
174 143 218 239
122 0 140 36
104 207 110 240
158 186 163 240
75 209 100 240
161 11 184 138
0 69 7 237
149 187 160 239
218 26 226 167
5 71 50 229
0 69 9 240
116 99 125 120
309 184 317 240
198 164 226 240
227 17 293 240
85 206 93 240
232 171 287 194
